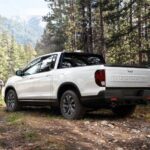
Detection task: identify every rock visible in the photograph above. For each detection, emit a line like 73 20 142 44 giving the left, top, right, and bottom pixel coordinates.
116 147 124 150
99 139 106 144
101 121 108 126
77 146 81 150
84 121 90 125
131 129 140 133
94 122 98 126
142 127 149 132
142 145 147 149
27 143 34 146
113 139 118 143
108 124 115 128
146 135 150 138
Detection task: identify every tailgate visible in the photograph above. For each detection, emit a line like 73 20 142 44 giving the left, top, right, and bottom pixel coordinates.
105 66 150 88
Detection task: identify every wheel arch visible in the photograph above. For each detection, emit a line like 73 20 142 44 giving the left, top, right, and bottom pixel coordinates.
57 82 81 102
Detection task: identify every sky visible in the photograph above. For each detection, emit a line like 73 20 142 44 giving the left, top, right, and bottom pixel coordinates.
0 0 49 19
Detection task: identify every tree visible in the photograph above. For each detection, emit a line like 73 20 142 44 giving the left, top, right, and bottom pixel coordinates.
0 31 36 81
36 0 68 54
37 0 150 65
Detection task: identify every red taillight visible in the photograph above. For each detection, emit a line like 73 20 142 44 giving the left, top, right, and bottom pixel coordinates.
95 70 106 87
111 97 118 101
146 96 150 100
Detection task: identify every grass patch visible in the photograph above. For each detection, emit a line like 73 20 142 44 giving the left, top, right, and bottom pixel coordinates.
0 126 6 133
134 106 150 122
0 95 5 107
6 113 24 125
22 130 39 142
0 140 7 149
45 137 66 150
47 114 63 120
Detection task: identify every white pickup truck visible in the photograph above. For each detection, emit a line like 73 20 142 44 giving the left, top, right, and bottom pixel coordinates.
2 52 150 119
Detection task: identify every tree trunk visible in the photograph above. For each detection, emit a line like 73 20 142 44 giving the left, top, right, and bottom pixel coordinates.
87 0 93 53
129 0 133 64
99 0 105 57
144 2 149 50
79 0 88 52
137 0 142 52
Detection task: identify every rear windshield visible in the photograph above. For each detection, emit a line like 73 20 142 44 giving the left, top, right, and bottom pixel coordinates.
59 53 105 68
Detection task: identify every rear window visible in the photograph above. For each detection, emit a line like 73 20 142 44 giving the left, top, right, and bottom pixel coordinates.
59 53 105 68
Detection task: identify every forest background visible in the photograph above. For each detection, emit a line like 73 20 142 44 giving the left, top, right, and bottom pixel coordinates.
0 0 149 81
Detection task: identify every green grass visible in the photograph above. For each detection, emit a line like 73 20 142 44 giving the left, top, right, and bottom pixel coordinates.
134 106 150 122
6 113 24 125
0 94 5 106
22 130 39 141
45 138 66 150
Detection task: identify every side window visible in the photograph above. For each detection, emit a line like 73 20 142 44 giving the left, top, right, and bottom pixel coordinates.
24 63 41 76
25 58 41 69
61 59 73 68
39 55 57 73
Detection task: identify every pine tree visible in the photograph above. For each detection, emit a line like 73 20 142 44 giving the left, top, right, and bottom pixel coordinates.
37 0 150 65
0 31 36 81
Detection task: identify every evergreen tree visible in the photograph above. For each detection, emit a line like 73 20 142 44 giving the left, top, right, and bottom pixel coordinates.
36 0 150 64
0 31 36 81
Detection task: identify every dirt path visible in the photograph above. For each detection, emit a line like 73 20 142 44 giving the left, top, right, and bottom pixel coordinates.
0 107 150 150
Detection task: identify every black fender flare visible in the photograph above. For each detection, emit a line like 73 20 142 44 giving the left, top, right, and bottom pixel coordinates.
57 82 81 102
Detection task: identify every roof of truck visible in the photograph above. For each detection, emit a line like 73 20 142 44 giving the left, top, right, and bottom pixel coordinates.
38 51 101 58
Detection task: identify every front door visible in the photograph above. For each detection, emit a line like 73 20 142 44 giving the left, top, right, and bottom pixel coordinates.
16 54 57 100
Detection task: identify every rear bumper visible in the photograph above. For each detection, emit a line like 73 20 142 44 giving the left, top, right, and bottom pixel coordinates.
81 88 150 107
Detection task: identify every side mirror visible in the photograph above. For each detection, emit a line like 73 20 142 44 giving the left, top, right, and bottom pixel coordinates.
16 70 24 76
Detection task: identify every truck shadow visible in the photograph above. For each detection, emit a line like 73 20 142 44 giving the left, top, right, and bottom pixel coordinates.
17 107 124 121
85 112 124 120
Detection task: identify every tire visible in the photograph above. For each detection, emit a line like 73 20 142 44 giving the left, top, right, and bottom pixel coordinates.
5 89 20 112
60 90 85 119
112 105 136 117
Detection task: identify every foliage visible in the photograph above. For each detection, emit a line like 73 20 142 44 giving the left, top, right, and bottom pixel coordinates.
6 113 24 125
36 0 150 64
36 0 68 54
0 31 37 81
0 94 4 106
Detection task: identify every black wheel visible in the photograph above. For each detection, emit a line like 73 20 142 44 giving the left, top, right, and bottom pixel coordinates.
112 105 136 117
5 89 20 112
60 90 85 119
